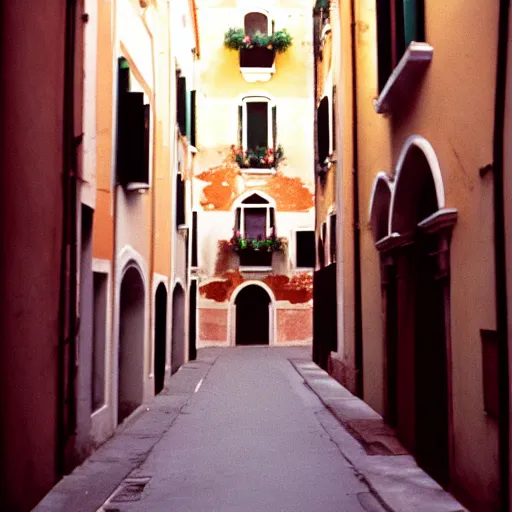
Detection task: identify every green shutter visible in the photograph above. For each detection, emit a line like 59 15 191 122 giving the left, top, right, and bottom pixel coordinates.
332 86 337 152
238 105 243 148
272 105 277 152
403 0 417 47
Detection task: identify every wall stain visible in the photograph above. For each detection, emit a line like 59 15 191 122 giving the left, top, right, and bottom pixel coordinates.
196 153 314 211
199 270 313 304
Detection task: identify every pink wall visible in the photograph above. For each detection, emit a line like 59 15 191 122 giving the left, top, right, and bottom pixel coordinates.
0 2 67 509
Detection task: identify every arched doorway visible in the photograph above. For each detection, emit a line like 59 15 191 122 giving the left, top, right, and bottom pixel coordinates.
387 138 456 488
171 284 185 374
154 283 167 395
118 265 145 424
235 284 271 345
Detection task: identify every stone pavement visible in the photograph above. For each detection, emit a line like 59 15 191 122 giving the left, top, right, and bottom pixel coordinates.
34 347 465 512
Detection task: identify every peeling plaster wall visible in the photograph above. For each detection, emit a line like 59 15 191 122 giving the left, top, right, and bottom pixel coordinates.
194 0 315 345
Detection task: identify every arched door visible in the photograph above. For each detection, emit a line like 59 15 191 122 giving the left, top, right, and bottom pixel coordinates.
118 266 145 424
235 285 271 345
171 284 185 374
154 283 167 395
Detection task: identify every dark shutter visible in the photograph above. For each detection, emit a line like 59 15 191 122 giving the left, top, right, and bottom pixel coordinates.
118 57 130 95
376 0 392 92
176 173 185 227
317 97 330 164
296 231 315 268
272 105 277 152
116 92 146 185
235 207 242 231
238 105 243 149
192 211 198 267
330 214 336 263
332 86 337 152
269 207 275 230
190 90 197 147
177 76 187 135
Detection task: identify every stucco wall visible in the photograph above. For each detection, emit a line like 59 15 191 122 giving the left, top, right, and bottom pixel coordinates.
0 2 66 509
349 0 500 507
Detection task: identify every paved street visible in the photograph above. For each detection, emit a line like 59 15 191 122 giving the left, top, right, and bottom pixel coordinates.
101 347 380 512
35 347 464 512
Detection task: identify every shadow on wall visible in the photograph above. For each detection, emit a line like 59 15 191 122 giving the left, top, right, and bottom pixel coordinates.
171 284 186 374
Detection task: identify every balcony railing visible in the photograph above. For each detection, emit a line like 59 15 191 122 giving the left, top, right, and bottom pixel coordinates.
231 145 284 171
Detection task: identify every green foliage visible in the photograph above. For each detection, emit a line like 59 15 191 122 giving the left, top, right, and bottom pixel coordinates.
232 145 285 169
224 28 246 50
230 234 287 253
223 28 293 53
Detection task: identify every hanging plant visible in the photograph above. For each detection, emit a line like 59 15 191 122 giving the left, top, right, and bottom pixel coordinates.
224 28 293 54
229 229 288 253
231 145 285 169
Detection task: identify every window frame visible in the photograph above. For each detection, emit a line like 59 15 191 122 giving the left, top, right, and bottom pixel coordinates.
242 8 271 36
241 96 274 152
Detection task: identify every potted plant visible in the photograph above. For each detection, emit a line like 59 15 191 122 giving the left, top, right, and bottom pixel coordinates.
231 145 285 170
224 28 293 68
230 228 288 266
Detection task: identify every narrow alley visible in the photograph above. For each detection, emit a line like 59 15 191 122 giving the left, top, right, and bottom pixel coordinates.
35 348 462 512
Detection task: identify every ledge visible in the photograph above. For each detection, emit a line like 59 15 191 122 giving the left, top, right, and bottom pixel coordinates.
239 167 276 176
124 182 150 193
240 66 275 83
239 266 273 272
373 42 433 114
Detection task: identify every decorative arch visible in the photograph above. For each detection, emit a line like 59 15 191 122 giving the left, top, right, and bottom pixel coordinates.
368 171 393 243
228 281 277 346
234 189 276 209
389 135 445 234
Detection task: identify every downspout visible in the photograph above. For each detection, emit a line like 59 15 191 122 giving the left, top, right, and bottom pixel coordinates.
349 0 363 397
493 0 510 508
57 0 79 476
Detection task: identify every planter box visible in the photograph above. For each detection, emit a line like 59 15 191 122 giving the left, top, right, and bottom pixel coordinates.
239 47 275 68
239 250 272 267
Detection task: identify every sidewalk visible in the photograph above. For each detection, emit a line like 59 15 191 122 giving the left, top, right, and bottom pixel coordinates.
34 347 465 512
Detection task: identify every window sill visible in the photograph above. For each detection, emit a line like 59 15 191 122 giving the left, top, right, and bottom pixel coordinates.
373 42 433 115
240 167 276 176
240 66 276 83
239 266 273 272
124 182 150 193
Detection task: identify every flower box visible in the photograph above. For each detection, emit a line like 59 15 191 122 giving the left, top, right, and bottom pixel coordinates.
231 145 284 170
239 47 275 68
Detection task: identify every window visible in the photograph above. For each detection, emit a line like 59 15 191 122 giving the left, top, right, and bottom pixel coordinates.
296 230 315 268
329 213 336 263
235 193 276 268
92 271 108 412
317 96 330 165
235 193 275 238
239 97 277 152
244 11 270 37
191 211 198 267
376 0 425 92
176 167 185 228
177 73 187 136
190 90 197 147
116 57 151 188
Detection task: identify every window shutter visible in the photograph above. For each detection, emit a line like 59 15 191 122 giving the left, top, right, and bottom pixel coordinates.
376 0 392 93
272 105 277 152
403 0 417 47
177 76 187 135
332 86 337 152
118 57 130 94
116 92 145 185
142 103 150 184
190 90 197 147
235 207 242 231
238 105 243 149
270 207 275 229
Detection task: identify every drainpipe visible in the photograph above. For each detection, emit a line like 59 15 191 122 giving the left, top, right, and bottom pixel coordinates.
493 0 510 508
57 0 79 476
349 0 364 397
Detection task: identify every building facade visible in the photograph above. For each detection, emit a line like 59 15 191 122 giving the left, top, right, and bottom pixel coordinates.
0 1 198 510
314 0 510 510
193 0 315 348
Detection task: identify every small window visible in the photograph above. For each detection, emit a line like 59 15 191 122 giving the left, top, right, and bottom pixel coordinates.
177 73 187 136
191 211 198 267
376 0 425 92
238 98 277 155
92 271 108 412
329 214 336 263
317 96 330 165
296 231 315 268
190 90 197 147
244 11 270 37
176 169 185 228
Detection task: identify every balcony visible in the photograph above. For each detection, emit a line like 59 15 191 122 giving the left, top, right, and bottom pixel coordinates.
224 28 292 83
230 234 288 270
